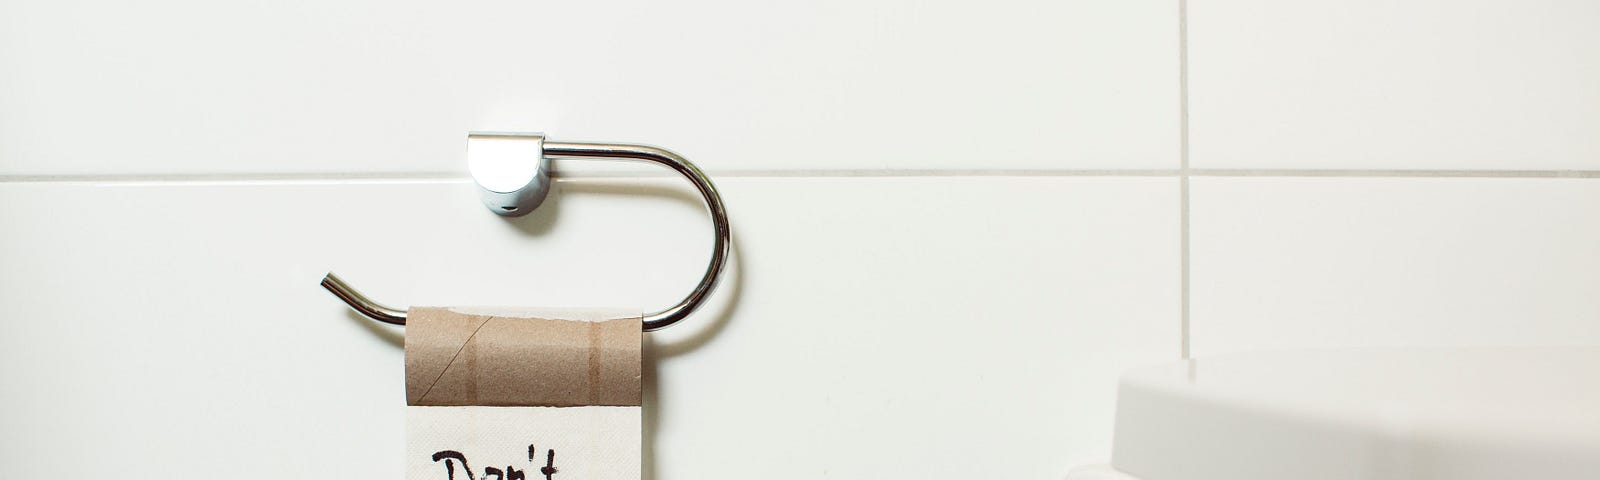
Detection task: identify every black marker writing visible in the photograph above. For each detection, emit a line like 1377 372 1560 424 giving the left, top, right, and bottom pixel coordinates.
431 445 556 480
431 451 472 480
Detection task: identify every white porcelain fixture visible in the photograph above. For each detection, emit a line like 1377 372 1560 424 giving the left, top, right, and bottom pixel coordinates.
1069 347 1600 479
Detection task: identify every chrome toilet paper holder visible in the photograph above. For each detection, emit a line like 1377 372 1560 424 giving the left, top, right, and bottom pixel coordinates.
320 132 730 332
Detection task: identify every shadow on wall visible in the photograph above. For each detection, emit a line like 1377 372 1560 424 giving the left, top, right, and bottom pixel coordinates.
546 179 748 480
642 236 743 480
337 178 746 480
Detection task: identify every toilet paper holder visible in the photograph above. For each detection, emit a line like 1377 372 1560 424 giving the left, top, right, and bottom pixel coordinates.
320 132 730 332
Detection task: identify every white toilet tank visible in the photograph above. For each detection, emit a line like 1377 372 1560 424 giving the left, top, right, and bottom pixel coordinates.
1070 347 1600 480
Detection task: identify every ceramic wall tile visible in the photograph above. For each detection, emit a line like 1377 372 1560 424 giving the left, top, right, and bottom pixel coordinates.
0 0 1179 176
1188 0 1600 170
1189 177 1600 355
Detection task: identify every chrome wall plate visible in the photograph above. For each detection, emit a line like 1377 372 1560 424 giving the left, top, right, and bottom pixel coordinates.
466 131 552 217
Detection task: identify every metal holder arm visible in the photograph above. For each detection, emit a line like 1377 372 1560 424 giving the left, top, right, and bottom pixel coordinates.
321 135 730 332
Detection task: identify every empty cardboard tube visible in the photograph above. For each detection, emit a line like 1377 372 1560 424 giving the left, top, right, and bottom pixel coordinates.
404 307 642 407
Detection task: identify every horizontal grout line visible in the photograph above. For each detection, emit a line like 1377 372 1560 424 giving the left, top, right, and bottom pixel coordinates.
706 169 1185 177
0 169 1180 184
3 168 1600 184
1186 169 1600 178
0 172 467 185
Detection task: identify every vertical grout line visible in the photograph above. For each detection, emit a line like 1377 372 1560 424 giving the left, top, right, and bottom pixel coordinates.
1180 180 1191 360
1178 0 1192 360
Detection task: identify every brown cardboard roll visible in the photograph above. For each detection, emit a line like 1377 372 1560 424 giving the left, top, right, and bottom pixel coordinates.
404 306 641 407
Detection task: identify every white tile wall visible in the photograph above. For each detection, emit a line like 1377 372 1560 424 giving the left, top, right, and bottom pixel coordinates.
4 0 1600 477
1189 177 1600 356
0 177 1180 478
1188 0 1600 170
1181 0 1600 357
0 0 1179 175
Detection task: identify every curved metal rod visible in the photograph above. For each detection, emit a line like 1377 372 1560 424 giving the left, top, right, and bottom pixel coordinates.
543 142 731 331
321 140 730 332
321 273 407 325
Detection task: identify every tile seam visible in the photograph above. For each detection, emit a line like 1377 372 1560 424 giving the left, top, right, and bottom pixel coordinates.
6 168 1600 184
1179 0 1192 360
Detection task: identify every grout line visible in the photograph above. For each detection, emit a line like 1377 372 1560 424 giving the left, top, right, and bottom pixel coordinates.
667 169 1186 178
0 172 467 185
1180 176 1191 360
6 168 1600 185
1178 1 1190 174
0 169 1183 184
1178 0 1192 360
1186 169 1600 178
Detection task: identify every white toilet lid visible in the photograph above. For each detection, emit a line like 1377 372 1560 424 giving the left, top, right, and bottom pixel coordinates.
1102 347 1600 480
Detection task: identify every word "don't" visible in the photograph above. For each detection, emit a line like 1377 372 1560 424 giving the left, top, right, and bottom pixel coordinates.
430 445 557 480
